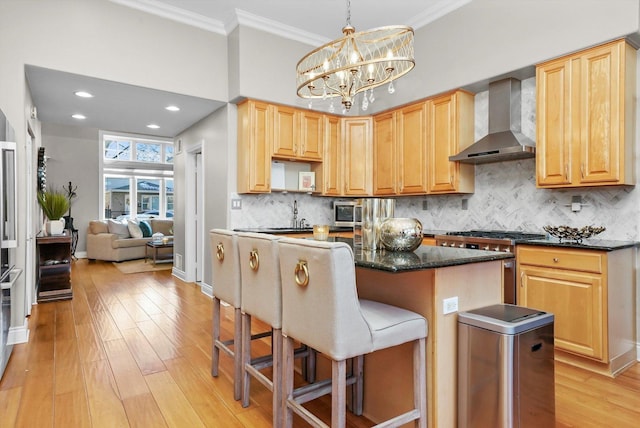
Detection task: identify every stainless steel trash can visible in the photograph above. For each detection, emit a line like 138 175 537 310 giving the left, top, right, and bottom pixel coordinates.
458 304 555 428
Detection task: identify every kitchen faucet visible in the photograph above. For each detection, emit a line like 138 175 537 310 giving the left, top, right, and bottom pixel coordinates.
292 200 298 228
291 200 309 229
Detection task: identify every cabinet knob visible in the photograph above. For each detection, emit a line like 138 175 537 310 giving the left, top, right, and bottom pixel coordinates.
553 257 559 263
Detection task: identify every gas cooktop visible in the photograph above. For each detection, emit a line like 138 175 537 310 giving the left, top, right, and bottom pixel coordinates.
444 230 546 241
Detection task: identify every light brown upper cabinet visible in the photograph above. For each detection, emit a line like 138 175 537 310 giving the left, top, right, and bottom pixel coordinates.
372 111 397 195
536 38 636 188
272 105 323 161
373 102 429 195
427 90 475 194
343 117 373 196
237 99 272 193
322 115 343 196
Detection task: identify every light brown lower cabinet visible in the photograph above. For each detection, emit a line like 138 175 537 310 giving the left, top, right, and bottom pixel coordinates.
421 237 436 246
517 245 637 377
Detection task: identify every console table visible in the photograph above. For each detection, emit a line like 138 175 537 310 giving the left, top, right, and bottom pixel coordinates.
36 232 72 302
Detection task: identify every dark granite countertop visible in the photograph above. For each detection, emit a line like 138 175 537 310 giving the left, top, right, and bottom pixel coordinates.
519 238 640 251
339 238 513 273
234 226 352 234
422 230 453 238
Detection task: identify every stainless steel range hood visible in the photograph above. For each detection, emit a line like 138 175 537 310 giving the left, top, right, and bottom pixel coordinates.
450 78 535 164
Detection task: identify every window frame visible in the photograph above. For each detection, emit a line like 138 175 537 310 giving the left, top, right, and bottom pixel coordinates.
99 131 174 221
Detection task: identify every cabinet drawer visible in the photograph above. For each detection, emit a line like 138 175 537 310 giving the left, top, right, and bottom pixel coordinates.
518 246 604 273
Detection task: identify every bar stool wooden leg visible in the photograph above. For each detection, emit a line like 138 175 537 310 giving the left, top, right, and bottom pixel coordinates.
415 337 427 428
211 297 221 377
233 307 242 401
352 355 364 416
283 335 295 428
272 328 284 427
241 311 252 408
332 359 347 428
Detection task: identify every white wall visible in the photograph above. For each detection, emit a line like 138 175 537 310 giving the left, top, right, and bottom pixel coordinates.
0 0 228 336
41 123 100 255
174 105 233 288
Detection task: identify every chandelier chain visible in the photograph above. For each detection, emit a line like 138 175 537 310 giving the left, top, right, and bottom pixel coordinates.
346 0 351 27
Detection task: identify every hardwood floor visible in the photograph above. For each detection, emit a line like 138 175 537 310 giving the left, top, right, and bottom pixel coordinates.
1 259 639 427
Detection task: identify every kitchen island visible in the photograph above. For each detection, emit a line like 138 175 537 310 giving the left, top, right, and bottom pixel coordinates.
316 239 514 428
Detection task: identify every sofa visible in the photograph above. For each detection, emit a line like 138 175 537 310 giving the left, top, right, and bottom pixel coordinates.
86 218 173 262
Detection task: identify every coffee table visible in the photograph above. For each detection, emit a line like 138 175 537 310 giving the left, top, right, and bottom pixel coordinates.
145 241 174 265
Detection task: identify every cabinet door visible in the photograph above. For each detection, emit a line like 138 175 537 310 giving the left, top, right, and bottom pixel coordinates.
372 112 396 195
298 110 323 160
323 115 342 195
536 57 574 186
427 92 474 194
237 100 271 193
520 266 605 361
536 38 635 188
272 105 298 158
397 102 428 194
343 117 372 196
578 42 622 184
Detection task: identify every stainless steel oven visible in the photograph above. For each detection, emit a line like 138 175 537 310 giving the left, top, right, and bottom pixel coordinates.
434 231 545 304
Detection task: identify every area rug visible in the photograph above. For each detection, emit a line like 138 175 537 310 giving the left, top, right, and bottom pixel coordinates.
113 259 172 274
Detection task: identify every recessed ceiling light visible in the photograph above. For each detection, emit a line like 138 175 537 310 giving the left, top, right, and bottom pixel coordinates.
147 124 160 129
71 114 86 120
74 91 93 98
165 105 180 112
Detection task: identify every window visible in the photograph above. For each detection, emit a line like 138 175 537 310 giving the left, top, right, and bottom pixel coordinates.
104 139 131 160
100 132 174 220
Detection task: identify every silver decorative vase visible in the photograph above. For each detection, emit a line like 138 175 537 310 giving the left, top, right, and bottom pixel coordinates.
361 198 395 250
379 218 423 252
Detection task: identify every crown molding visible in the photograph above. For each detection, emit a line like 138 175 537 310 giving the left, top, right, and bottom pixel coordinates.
233 9 329 46
110 0 227 35
408 0 472 29
111 0 471 46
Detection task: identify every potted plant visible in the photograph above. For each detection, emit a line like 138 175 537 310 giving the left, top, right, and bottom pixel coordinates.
37 187 70 235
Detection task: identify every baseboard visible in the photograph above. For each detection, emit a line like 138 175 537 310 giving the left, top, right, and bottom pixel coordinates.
172 266 186 281
200 281 213 298
637 342 640 361
75 251 87 259
8 319 30 345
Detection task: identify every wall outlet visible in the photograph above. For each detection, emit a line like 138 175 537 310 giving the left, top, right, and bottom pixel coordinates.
461 199 468 210
231 199 242 210
443 296 459 314
422 200 428 210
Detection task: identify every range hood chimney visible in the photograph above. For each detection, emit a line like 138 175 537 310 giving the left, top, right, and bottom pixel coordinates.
450 78 535 164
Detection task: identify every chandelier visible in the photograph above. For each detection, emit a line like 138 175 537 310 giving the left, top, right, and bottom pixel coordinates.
296 0 415 111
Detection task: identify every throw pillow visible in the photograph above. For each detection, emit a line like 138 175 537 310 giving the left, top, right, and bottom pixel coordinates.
89 220 109 234
138 220 152 237
107 219 130 239
127 220 143 239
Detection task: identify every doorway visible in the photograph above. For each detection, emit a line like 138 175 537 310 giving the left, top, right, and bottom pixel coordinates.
184 143 203 283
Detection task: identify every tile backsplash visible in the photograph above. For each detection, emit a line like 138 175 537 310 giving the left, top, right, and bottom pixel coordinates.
231 77 639 241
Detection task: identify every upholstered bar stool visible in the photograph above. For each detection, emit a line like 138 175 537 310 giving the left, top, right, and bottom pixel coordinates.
237 232 284 426
278 238 428 428
209 229 244 400
237 232 317 426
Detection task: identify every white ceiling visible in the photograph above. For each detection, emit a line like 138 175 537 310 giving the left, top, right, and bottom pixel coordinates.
28 0 470 138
